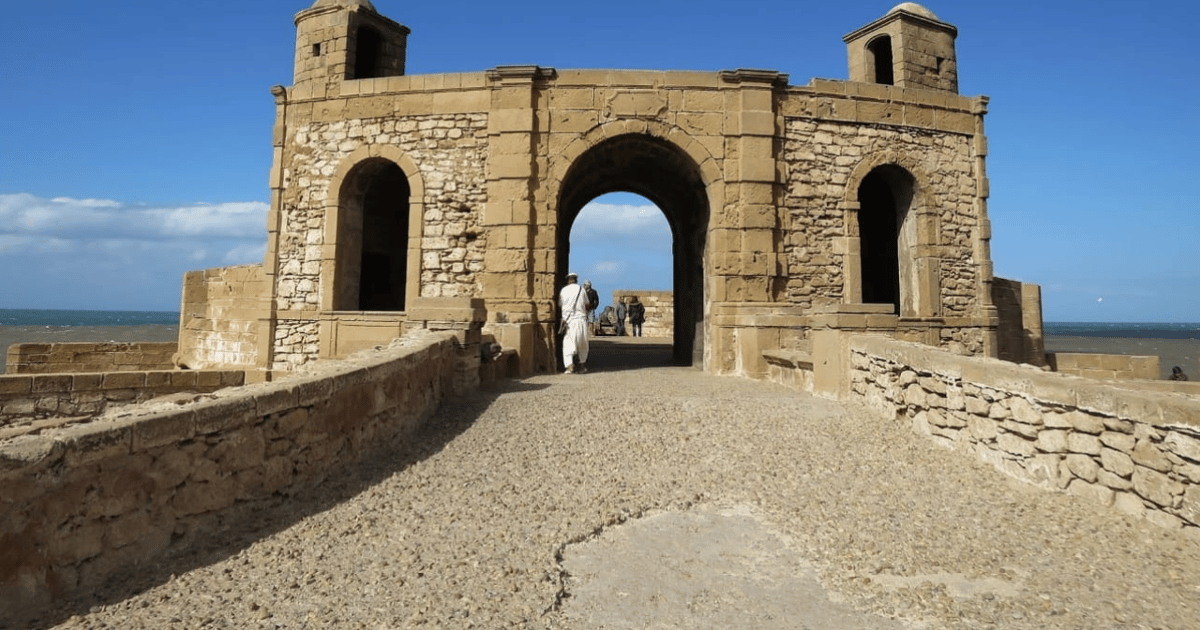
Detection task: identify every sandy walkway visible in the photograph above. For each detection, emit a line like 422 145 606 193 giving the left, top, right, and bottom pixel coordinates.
29 340 1200 629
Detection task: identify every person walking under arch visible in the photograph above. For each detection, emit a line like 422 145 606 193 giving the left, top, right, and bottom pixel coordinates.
559 273 590 373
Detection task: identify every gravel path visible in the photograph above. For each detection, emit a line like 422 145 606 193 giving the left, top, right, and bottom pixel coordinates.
38 340 1200 629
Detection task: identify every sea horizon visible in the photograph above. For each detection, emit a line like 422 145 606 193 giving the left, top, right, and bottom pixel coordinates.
2 308 1198 337
0 308 180 327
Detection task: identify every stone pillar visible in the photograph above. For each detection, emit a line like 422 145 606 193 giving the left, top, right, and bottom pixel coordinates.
257 85 289 373
970 96 1000 357
481 66 555 376
709 70 788 375
1021 282 1046 366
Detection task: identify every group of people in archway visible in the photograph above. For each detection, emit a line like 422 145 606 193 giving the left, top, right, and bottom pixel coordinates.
558 273 646 374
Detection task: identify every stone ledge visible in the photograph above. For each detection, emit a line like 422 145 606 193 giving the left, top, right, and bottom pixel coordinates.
762 349 813 370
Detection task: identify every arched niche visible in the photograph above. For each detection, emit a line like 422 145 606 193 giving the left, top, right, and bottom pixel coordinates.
323 146 425 312
844 154 940 318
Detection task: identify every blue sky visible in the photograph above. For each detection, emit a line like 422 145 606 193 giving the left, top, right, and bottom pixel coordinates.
1 0 1196 322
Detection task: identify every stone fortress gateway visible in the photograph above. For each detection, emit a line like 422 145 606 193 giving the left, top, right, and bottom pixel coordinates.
178 0 1041 379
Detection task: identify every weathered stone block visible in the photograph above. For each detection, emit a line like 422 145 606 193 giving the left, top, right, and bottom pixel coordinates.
997 433 1035 457
132 410 196 451
1096 468 1133 491
1132 440 1172 472
61 421 133 467
193 396 256 435
1066 410 1105 434
1035 430 1068 453
1001 419 1039 439
209 427 266 472
0 376 33 395
1132 466 1181 507
1099 447 1135 478
1099 431 1135 453
968 415 999 441
1008 397 1042 425
1067 432 1101 455
172 477 238 516
1163 432 1200 464
1044 411 1073 429
904 383 927 408
1065 454 1099 482
965 396 989 415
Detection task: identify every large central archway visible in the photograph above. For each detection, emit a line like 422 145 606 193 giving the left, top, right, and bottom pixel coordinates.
556 132 710 365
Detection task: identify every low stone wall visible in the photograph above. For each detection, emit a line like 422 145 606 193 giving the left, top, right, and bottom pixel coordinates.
847 334 1200 535
1048 352 1160 381
6 342 178 375
0 370 244 429
0 330 459 625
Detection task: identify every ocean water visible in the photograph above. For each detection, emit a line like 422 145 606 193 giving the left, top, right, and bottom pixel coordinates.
0 309 179 327
1043 322 1200 340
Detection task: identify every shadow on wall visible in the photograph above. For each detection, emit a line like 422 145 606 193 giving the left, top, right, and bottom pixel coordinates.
25 378 550 630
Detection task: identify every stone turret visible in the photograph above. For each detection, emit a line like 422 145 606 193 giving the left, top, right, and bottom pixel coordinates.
292 0 410 93
843 2 959 92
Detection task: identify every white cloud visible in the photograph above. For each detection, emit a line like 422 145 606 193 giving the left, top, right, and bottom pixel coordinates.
0 193 268 240
0 193 269 310
572 202 672 240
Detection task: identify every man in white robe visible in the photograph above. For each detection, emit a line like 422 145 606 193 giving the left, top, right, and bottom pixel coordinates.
559 272 590 373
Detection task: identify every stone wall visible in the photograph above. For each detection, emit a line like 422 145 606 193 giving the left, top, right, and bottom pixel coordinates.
280 112 489 308
178 264 268 370
0 370 243 429
5 342 177 375
1048 352 1160 381
0 331 459 625
612 290 673 338
782 118 979 318
846 334 1200 535
991 277 1045 366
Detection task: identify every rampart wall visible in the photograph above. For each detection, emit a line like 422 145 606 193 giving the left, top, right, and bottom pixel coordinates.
0 370 243 429
1047 352 1160 381
0 331 459 625
5 342 178 375
845 335 1200 534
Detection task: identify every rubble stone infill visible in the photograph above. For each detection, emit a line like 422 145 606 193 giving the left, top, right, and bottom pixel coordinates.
36 360 1200 629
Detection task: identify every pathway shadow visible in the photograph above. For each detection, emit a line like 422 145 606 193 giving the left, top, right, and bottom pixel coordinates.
583 337 683 373
26 379 550 630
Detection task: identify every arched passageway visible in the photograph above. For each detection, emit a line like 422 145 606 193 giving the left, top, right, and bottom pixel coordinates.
556 133 709 366
857 165 914 315
333 158 411 311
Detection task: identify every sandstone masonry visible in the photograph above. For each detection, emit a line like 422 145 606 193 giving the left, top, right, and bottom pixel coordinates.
175 0 1029 379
